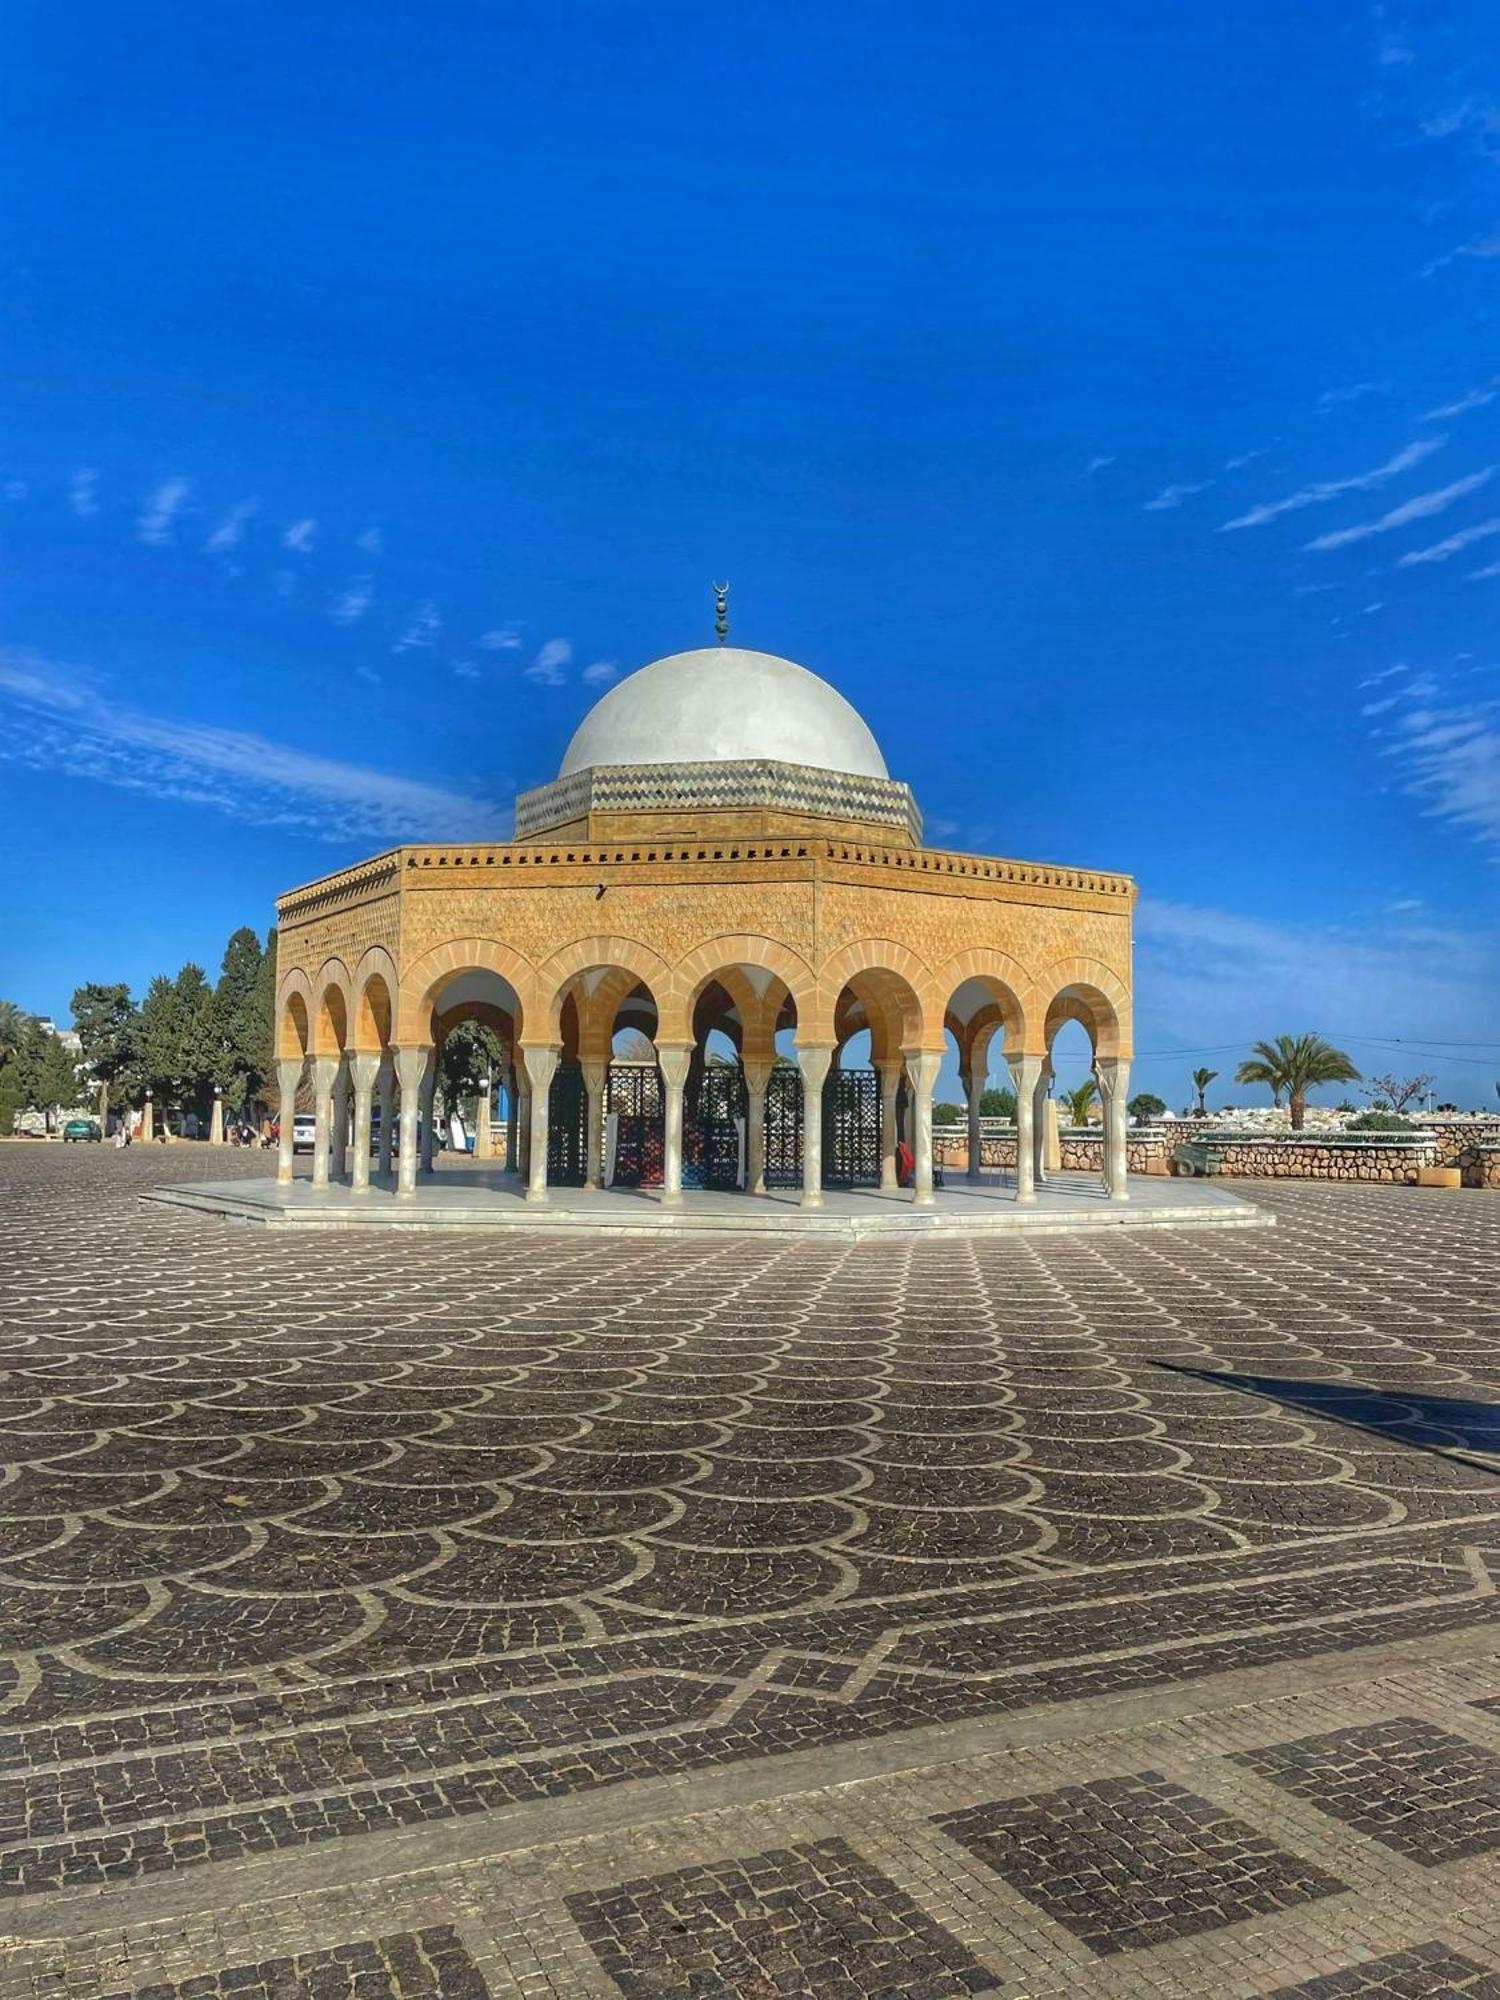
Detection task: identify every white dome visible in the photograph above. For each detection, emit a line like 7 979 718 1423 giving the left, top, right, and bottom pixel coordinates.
558 647 888 781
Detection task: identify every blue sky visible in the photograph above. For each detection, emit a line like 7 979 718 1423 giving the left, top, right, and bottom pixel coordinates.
2 0 1498 1108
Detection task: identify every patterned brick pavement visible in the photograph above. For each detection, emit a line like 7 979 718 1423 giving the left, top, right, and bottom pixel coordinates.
2 1145 1500 1995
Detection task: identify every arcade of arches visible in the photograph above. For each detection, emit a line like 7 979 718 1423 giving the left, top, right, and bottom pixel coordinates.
273 646 1135 1211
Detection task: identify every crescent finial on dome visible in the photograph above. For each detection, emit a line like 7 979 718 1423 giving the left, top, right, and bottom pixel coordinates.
713 581 730 645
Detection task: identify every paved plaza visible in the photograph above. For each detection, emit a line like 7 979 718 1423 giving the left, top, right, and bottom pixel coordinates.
2 1148 1500 1998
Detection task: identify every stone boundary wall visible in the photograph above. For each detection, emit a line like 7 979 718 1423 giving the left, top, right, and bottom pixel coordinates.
1162 1116 1500 1166
932 1121 1499 1185
1459 1144 1500 1190
1172 1135 1439 1184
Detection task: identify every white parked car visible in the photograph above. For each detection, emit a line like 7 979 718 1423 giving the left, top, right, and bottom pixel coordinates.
292 1114 316 1153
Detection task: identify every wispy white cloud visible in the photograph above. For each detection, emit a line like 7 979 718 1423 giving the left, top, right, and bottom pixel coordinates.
1423 377 1500 421
393 601 441 653
526 637 572 685
1420 230 1500 279
1423 96 1500 160
1376 27 1414 67
1467 559 1500 579
1137 895 1500 1099
477 627 521 651
1143 479 1213 512
1083 454 1116 475
137 477 190 546
1305 468 1494 551
0 646 510 843
1396 516 1500 566
1316 380 1389 412
1359 662 1410 687
1220 437 1443 531
1224 446 1269 471
205 498 259 554
356 526 383 556
282 518 317 555
581 659 617 686
1381 692 1500 855
3 480 26 502
330 578 374 626
451 660 481 681
69 468 99 518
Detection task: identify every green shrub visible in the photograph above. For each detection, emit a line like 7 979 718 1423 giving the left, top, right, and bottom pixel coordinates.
1345 1109 1412 1132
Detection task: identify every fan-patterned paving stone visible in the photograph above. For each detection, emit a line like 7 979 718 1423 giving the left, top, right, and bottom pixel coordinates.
1260 1940 1500 1996
95 1926 490 1999
1236 1717 1500 1865
2 1147 1500 1989
565 1836 995 1998
933 1770 1347 1955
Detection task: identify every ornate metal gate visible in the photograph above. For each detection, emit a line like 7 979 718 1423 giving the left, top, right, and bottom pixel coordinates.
546 1061 588 1186
607 1061 663 1187
763 1066 803 1187
823 1066 882 1187
688 1062 747 1191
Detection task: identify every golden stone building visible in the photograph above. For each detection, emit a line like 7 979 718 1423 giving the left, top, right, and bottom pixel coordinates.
273 642 1135 1210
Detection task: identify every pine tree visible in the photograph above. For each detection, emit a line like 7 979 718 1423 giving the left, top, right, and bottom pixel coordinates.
37 1033 82 1126
71 982 138 1130
213 928 266 1113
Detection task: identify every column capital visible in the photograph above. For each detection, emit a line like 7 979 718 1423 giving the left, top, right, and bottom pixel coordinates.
392 1044 431 1087
740 1057 775 1091
904 1049 942 1092
348 1049 382 1088
1094 1055 1129 1100
657 1044 693 1089
520 1044 561 1091
310 1053 341 1093
1007 1051 1045 1093
797 1044 834 1088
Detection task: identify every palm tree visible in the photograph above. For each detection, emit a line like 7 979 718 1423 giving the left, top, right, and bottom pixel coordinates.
1235 1035 1360 1131
1191 1066 1218 1116
1062 1078 1100 1126
0 999 29 1068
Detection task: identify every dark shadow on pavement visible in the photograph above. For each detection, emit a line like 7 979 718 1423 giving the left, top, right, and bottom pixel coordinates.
1156 1363 1500 1475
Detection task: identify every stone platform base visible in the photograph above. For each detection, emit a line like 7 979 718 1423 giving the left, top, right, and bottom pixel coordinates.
143 1163 1267 1239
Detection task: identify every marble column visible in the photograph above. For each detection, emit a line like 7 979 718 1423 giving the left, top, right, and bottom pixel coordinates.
962 1044 989 1182
742 1059 773 1195
276 1058 303 1186
582 1060 607 1189
505 1064 519 1173
418 1062 437 1175
209 1088 224 1146
904 1050 942 1208
349 1051 380 1193
1096 1056 1131 1201
1034 1058 1054 1183
310 1055 340 1189
1009 1053 1043 1206
393 1046 430 1198
376 1055 395 1178
797 1045 832 1209
658 1046 692 1205
476 1077 493 1163
877 1061 903 1192
522 1046 559 1201
330 1057 351 1179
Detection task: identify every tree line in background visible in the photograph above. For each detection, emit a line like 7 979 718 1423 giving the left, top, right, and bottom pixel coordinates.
930 1034 1477 1134
0 928 277 1135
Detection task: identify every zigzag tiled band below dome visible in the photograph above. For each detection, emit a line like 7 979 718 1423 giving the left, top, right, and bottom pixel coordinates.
514 758 923 841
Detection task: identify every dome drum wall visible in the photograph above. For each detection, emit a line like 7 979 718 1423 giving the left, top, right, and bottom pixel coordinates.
514 757 922 845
